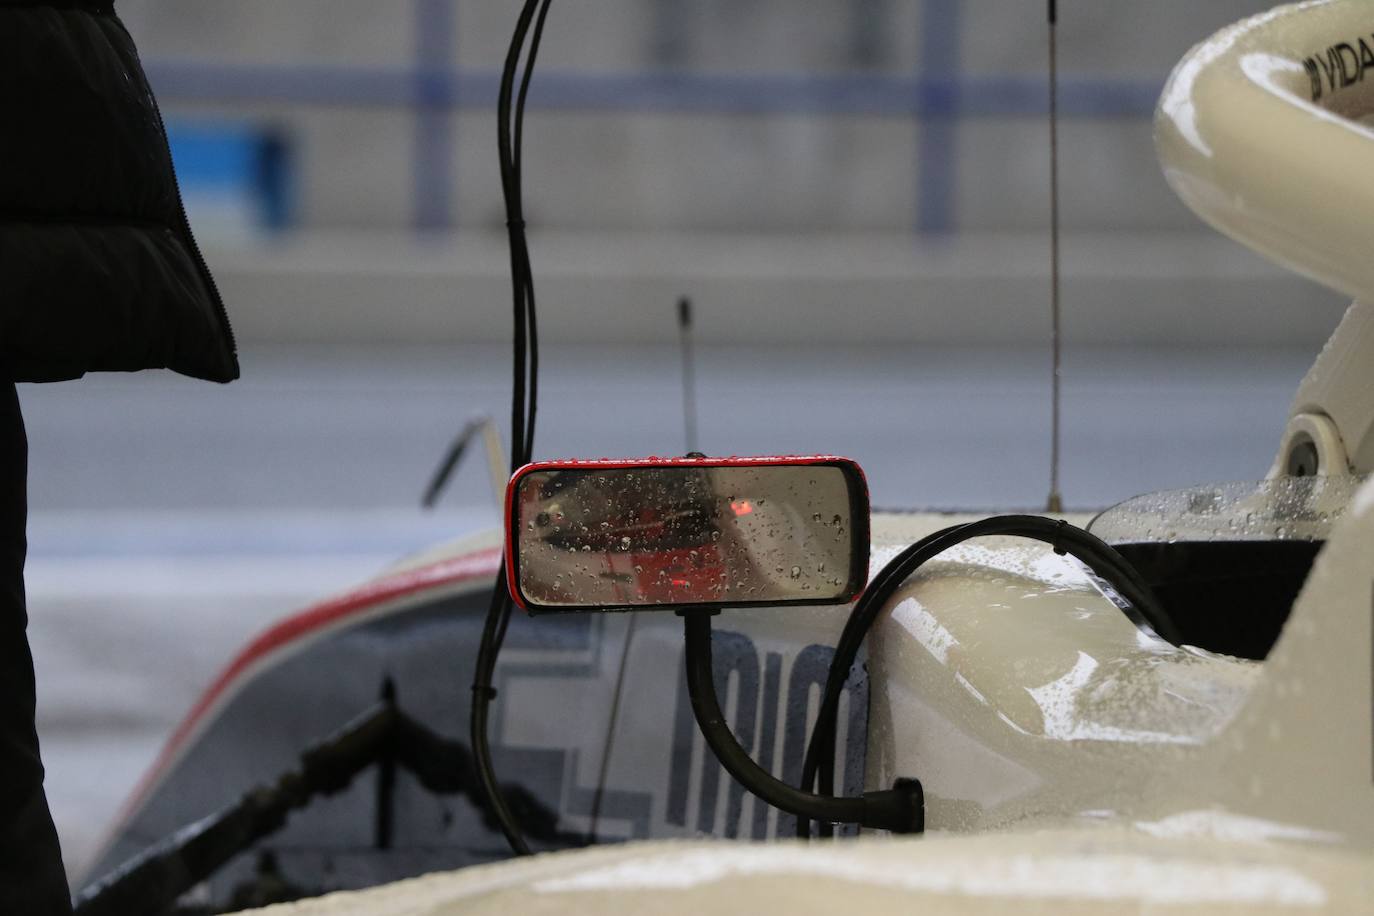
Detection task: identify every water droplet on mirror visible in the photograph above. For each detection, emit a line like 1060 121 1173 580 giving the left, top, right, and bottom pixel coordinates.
790 565 802 578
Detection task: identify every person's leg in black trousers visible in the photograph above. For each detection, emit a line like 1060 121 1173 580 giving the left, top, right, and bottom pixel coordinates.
0 385 72 914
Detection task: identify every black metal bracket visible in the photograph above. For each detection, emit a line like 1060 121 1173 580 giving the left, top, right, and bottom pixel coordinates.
74 685 582 915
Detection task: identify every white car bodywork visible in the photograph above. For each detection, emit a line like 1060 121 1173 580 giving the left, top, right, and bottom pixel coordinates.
240 1 1374 912
1155 0 1374 478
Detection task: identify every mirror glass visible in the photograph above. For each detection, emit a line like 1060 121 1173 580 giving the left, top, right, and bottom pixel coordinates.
511 461 867 611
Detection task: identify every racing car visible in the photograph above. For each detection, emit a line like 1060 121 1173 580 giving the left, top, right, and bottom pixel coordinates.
74 1 1374 912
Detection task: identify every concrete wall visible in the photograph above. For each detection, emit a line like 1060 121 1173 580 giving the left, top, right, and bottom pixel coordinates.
115 0 1279 234
108 1 1349 348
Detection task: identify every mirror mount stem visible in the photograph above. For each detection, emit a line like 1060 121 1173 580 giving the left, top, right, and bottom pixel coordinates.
680 611 923 835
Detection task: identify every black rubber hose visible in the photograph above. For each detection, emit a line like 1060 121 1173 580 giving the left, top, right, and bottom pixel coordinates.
798 515 1174 837
683 612 922 834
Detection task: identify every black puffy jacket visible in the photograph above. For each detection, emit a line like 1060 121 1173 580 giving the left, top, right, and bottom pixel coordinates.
0 0 238 383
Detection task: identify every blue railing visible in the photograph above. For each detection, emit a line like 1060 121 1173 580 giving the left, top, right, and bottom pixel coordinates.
149 63 1158 118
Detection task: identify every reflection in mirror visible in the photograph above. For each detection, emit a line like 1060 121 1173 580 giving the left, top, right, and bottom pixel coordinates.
512 462 867 611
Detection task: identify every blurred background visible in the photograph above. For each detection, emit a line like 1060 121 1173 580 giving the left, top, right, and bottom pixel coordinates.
22 0 1346 882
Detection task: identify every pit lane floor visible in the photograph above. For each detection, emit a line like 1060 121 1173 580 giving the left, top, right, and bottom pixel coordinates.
17 342 1312 881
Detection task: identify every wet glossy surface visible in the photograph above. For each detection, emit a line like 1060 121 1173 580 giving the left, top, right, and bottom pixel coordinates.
865 530 1257 833
237 831 1374 915
1155 0 1374 304
1089 475 1367 544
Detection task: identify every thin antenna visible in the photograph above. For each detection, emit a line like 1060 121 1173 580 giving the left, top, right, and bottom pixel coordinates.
1046 0 1064 514
678 296 699 453
420 415 508 509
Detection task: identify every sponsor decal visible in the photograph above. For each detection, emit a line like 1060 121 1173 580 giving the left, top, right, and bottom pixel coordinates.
1301 33 1374 101
664 632 866 839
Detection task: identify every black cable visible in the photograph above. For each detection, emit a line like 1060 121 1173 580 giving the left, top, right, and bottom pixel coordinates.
513 0 551 459
801 522 972 838
797 521 963 838
801 517 1170 837
470 588 526 854
800 516 1173 836
514 0 554 177
796 515 1176 838
682 612 923 834
470 0 554 858
496 0 539 468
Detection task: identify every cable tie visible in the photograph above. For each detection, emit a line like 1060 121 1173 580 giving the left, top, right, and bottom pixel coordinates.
471 685 498 701
1051 518 1069 555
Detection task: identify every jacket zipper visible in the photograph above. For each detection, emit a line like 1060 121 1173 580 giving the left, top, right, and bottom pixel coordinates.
147 90 239 362
111 2 239 365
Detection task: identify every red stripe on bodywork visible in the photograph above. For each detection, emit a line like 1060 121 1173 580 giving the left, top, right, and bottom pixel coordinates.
106 546 503 846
